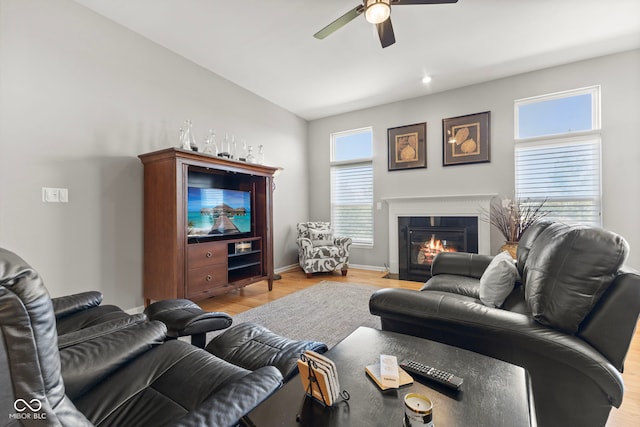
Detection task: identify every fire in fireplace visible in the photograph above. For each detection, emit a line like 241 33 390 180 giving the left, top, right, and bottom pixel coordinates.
399 216 478 282
415 234 457 265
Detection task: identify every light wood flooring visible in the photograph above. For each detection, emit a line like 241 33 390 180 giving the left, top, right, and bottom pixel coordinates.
198 268 638 427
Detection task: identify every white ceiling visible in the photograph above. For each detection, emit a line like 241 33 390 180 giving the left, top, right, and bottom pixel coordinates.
74 0 640 120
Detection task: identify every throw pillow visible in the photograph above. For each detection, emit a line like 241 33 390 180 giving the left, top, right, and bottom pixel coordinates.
479 250 519 308
309 229 334 246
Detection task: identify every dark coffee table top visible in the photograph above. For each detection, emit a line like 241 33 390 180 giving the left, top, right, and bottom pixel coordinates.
246 327 533 427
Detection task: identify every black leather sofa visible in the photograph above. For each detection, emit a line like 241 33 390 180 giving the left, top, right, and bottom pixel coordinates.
370 221 640 427
0 248 283 427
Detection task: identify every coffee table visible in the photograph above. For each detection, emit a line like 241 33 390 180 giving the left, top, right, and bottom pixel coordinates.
246 327 533 427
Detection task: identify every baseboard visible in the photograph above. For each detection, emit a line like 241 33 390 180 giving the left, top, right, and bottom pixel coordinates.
349 263 387 272
275 264 299 274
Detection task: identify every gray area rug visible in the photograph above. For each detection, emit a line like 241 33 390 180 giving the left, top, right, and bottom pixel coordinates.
208 281 381 348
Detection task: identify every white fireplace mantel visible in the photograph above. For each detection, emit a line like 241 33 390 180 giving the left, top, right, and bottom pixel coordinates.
382 194 497 274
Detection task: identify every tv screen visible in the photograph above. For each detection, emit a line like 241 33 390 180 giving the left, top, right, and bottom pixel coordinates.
187 187 251 237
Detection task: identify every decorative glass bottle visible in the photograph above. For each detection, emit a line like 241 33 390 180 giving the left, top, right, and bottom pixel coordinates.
231 135 237 160
246 145 256 163
184 120 198 152
257 144 265 164
202 129 218 155
219 133 231 158
238 139 248 161
178 128 188 150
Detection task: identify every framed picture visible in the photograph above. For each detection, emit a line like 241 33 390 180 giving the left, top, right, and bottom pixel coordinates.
388 122 427 171
442 111 491 166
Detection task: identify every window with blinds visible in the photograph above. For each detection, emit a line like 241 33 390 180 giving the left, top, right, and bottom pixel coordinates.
330 128 374 245
514 86 602 226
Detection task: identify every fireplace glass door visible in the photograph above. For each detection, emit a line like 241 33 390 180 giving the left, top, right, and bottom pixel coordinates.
398 216 478 282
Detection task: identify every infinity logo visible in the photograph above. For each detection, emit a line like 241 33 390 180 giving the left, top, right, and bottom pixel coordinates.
13 398 42 412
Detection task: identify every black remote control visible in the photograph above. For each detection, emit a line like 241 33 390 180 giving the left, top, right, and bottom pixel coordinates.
400 360 464 391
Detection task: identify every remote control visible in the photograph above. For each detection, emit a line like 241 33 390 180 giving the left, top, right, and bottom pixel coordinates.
400 360 464 391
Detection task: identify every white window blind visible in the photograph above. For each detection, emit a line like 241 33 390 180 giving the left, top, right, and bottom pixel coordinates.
515 136 601 226
330 162 374 245
514 86 602 227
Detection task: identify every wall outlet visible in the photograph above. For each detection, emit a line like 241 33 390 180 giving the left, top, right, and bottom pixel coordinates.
42 187 69 203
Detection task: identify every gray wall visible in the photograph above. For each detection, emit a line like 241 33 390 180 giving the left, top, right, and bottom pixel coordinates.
308 49 640 270
0 0 308 309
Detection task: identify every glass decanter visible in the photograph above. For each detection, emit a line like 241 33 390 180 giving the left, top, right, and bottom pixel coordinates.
219 132 231 158
257 144 264 164
246 145 256 163
202 129 218 155
184 120 198 152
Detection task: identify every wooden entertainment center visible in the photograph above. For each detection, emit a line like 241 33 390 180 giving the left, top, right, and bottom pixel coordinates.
138 148 280 306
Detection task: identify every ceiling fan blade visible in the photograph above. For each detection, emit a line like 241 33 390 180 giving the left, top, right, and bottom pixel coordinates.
376 18 396 48
392 0 458 5
314 5 364 40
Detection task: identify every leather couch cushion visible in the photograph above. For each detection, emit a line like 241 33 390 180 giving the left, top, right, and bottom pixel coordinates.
524 222 629 333
479 250 519 308
516 220 553 283
421 274 481 299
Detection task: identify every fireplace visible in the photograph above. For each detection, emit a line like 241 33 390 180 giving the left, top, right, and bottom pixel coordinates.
398 216 478 282
383 194 494 278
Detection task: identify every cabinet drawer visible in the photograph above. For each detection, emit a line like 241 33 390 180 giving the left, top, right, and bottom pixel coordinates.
188 242 227 269
187 265 227 296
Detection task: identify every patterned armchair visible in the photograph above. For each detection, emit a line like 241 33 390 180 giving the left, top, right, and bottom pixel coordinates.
297 222 352 278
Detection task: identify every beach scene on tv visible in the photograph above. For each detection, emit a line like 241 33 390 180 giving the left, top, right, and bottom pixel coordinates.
187 187 251 236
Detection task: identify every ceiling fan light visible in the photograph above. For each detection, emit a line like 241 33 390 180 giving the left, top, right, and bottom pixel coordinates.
365 0 391 24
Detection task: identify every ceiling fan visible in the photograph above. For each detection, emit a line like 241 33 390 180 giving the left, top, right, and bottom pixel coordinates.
314 0 458 48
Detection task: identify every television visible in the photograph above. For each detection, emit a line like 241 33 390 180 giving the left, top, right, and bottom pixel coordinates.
187 187 252 238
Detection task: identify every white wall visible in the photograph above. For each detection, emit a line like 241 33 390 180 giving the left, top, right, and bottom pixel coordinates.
308 49 640 270
0 0 308 309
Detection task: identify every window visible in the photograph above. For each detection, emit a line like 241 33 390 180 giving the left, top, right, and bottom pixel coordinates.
330 128 374 245
514 86 602 226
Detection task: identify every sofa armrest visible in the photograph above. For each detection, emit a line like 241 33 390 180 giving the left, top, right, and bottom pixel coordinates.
52 291 103 319
369 288 624 406
170 366 283 427
60 320 167 400
144 299 231 347
430 252 494 279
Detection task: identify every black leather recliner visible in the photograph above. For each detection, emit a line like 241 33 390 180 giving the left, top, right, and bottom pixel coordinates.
370 221 640 427
0 248 283 427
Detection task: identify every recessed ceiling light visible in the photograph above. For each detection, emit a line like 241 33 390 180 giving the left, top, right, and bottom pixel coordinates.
422 75 432 84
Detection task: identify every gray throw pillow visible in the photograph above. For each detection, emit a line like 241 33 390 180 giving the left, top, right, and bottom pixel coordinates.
479 250 519 308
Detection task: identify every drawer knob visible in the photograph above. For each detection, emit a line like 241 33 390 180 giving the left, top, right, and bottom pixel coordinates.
206 251 213 258
206 274 213 282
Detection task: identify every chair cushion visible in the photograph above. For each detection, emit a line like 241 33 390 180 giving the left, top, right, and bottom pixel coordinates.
309 245 346 258
479 251 519 308
524 222 629 333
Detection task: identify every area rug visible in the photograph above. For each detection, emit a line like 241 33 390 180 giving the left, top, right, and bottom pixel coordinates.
207 281 381 349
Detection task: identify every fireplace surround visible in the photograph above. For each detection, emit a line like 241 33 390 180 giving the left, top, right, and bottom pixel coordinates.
383 194 495 279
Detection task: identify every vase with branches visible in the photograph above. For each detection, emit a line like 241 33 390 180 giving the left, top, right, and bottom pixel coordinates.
484 197 548 257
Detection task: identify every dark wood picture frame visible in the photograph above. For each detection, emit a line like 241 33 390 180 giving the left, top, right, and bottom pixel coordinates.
387 122 427 171
442 111 491 166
